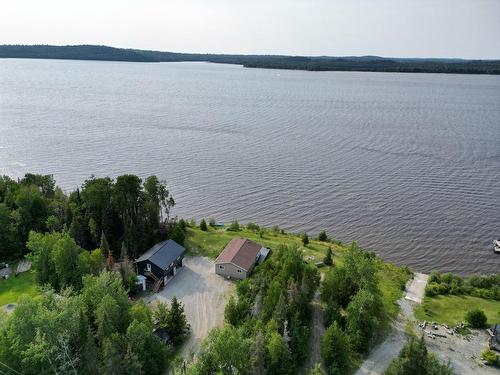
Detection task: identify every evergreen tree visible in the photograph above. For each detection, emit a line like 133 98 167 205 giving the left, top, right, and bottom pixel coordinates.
321 321 351 375
169 222 186 245
100 231 110 256
96 295 121 343
199 218 208 231
324 246 333 266
249 331 267 375
385 336 454 375
167 297 189 342
79 326 99 375
318 231 328 242
267 331 293 375
100 333 125 375
346 288 383 353
301 233 309 247
119 242 134 289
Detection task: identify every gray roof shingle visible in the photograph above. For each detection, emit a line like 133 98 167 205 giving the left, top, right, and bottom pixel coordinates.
136 240 185 270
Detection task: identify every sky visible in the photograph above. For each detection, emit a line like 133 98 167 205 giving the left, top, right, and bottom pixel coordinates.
1 0 499 59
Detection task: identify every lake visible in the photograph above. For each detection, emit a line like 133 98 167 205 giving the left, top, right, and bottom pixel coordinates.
1 58 499 274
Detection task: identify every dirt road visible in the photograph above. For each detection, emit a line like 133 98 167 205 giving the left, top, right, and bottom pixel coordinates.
301 288 326 374
355 273 429 375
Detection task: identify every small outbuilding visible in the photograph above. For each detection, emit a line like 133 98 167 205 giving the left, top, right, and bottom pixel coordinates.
135 240 185 292
215 238 269 279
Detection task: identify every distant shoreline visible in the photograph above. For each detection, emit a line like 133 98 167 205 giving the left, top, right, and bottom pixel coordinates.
1 44 499 75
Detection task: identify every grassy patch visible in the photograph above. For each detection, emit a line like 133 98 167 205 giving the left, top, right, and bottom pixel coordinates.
415 295 500 326
184 226 336 262
185 226 410 320
377 261 412 320
0 271 39 306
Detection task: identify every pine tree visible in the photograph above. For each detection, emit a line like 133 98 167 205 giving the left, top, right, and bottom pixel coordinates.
79 326 99 375
273 291 288 329
199 218 208 231
119 242 133 288
100 333 125 375
168 297 189 342
249 331 267 375
324 246 333 266
302 233 309 247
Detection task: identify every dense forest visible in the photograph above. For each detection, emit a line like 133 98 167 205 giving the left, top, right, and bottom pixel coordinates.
1 45 499 74
0 173 188 374
0 173 178 261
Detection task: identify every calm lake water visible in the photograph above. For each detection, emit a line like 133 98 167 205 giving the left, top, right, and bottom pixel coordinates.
1 59 499 274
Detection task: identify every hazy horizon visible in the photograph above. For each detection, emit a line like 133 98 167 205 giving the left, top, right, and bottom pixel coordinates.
1 0 500 60
4 43 500 61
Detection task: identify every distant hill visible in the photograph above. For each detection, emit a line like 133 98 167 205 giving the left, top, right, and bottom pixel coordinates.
1 44 499 74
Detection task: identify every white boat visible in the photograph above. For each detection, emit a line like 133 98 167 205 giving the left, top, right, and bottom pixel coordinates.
494 239 500 254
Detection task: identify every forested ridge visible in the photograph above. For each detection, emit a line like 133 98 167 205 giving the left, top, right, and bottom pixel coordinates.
1 44 499 74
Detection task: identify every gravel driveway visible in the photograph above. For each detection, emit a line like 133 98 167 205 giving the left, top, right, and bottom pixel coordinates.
144 256 235 357
355 273 429 375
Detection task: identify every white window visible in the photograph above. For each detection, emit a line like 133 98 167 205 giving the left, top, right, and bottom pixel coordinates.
146 263 151 272
219 265 224 270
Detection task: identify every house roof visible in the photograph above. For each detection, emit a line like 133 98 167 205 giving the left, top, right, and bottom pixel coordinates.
215 238 262 271
136 240 185 270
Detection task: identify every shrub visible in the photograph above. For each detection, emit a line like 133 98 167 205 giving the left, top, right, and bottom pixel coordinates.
169 223 185 245
178 219 187 231
428 271 441 283
324 246 333 266
246 222 260 232
482 349 498 366
227 220 240 232
208 217 216 227
301 233 309 247
224 296 251 326
425 282 441 297
318 231 328 242
386 336 454 375
465 308 487 328
199 218 208 231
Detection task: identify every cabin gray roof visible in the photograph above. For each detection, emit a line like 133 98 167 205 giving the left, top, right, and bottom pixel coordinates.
136 240 185 270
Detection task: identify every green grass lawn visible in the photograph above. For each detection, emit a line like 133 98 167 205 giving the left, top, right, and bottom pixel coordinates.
377 261 412 320
0 271 39 306
185 225 411 320
415 295 500 326
184 226 342 269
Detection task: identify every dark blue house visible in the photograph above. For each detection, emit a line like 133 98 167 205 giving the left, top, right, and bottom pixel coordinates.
135 240 185 291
